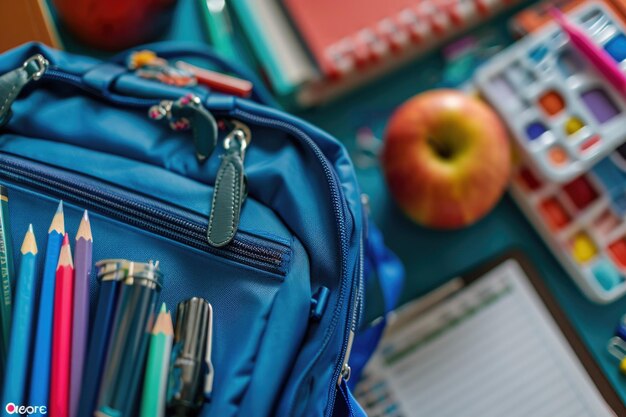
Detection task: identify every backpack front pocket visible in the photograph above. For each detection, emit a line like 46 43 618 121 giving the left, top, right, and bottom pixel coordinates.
0 140 312 417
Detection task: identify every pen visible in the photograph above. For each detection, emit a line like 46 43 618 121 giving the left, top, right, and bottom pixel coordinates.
29 201 65 407
70 211 93 417
551 8 626 98
167 297 213 416
77 259 126 417
2 225 38 406
96 259 163 417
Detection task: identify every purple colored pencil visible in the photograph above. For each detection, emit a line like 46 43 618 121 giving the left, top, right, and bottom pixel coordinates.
70 211 93 417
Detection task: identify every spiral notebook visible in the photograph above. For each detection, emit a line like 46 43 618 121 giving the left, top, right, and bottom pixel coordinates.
355 254 624 417
281 0 514 79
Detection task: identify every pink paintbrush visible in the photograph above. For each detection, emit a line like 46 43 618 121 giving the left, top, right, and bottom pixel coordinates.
551 7 626 98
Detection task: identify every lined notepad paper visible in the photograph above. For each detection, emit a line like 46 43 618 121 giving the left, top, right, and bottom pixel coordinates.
356 260 615 417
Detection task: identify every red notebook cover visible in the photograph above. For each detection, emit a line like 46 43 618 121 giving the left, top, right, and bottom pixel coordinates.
281 0 472 78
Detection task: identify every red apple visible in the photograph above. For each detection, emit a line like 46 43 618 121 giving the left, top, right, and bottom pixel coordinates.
53 0 176 50
381 89 511 229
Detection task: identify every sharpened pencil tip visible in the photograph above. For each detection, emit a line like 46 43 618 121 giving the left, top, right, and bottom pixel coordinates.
49 201 65 234
76 211 93 242
160 302 167 314
21 225 37 255
153 305 174 335
58 233 73 268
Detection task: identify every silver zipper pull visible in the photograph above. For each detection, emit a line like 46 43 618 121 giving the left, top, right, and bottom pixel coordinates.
149 94 217 162
338 330 354 385
0 54 48 126
207 121 250 247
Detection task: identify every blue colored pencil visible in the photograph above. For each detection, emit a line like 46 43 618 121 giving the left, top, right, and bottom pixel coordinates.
2 225 38 406
29 201 64 407
77 262 123 417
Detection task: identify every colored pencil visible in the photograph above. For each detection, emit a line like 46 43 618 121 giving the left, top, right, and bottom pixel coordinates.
0 185 14 379
70 211 92 417
1 225 38 406
77 262 124 417
29 201 65 407
551 8 626 98
49 234 74 417
140 303 173 417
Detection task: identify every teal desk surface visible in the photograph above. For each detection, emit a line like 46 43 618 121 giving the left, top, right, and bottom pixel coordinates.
51 0 626 406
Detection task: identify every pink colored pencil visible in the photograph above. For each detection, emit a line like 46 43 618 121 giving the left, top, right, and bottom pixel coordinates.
70 212 92 417
551 8 626 98
49 233 74 417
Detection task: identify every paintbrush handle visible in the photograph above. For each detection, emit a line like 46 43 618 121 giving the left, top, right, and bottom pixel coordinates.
553 8 626 94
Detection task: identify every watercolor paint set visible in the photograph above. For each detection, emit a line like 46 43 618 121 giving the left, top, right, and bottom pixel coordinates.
475 2 626 183
511 149 626 302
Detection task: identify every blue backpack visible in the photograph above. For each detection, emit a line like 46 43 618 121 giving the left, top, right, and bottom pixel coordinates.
0 42 404 417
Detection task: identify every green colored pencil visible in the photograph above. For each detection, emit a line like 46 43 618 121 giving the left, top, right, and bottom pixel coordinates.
0 185 14 376
140 303 174 417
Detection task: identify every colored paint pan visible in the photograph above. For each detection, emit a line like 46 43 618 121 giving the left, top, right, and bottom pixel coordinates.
581 88 620 124
562 175 599 210
605 33 626 62
539 197 570 230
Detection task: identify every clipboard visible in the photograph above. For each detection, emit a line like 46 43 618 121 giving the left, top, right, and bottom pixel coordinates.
356 251 626 417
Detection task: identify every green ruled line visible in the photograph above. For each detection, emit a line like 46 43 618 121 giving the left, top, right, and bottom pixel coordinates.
383 284 513 367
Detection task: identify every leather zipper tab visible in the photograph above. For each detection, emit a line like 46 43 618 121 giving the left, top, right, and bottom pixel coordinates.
207 121 250 247
0 54 48 127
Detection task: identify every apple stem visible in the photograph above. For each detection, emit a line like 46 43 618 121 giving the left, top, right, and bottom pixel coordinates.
427 136 455 160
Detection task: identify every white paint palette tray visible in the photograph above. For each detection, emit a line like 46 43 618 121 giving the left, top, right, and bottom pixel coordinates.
476 3 626 183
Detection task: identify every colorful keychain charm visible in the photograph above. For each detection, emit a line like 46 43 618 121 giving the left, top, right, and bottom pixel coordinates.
129 50 197 87
149 94 218 161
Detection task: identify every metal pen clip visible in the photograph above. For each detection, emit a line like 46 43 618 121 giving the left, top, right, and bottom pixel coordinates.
204 303 214 400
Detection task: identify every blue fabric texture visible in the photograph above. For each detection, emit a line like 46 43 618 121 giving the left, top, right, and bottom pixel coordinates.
0 42 402 417
349 223 405 389
333 381 367 417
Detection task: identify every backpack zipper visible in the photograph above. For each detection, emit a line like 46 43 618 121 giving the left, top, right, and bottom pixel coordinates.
1 56 254 251
0 152 289 276
43 68 159 108
0 55 49 126
229 110 363 415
